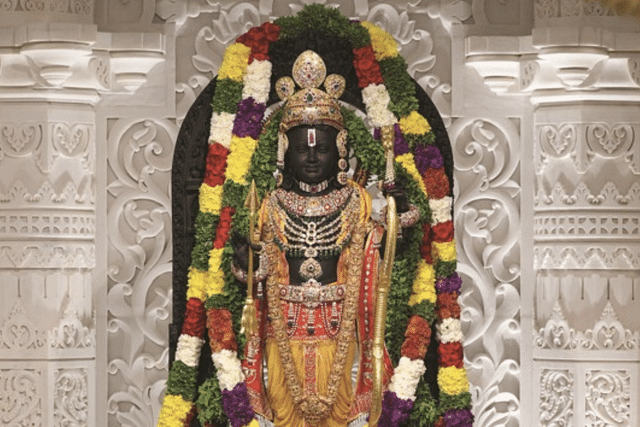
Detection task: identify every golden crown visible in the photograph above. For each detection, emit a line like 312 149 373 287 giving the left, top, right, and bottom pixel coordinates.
276 50 346 132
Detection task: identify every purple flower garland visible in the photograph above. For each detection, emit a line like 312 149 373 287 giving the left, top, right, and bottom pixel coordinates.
221 382 255 427
233 97 267 139
436 272 462 294
442 408 474 427
414 144 444 174
377 391 414 426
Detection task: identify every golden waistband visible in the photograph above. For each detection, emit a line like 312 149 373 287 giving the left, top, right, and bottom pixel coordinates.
278 281 346 308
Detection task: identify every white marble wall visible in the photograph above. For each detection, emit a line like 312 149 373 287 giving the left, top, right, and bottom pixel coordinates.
0 1 638 426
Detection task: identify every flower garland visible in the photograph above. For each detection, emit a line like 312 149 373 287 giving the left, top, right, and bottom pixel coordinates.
355 16 472 427
158 5 472 427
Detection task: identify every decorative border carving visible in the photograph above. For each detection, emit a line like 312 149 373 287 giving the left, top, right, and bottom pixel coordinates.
0 243 95 269
0 0 92 14
50 308 95 349
534 0 610 19
585 369 631 426
534 243 640 270
534 212 639 238
54 368 89 427
0 368 42 426
536 182 640 208
534 301 640 350
0 300 96 353
0 212 95 238
535 123 640 174
0 122 42 157
0 180 94 207
0 122 94 174
540 368 574 427
450 117 521 427
0 301 47 351
106 118 175 426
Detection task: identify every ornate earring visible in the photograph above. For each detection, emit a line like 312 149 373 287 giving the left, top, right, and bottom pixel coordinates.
337 129 348 185
337 129 348 157
277 131 288 170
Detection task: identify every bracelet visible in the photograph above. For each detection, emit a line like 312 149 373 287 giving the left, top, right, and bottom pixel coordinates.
381 203 420 229
399 204 420 228
231 250 269 283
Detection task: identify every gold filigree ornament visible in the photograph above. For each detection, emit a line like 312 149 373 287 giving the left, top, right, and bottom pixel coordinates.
276 50 347 171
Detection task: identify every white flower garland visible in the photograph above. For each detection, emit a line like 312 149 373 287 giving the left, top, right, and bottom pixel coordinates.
361 83 397 127
212 349 246 391
387 356 426 401
209 111 236 147
243 60 272 103
436 317 464 344
176 334 205 368
429 196 453 224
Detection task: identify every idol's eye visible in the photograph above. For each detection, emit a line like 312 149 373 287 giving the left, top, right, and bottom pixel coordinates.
289 140 307 153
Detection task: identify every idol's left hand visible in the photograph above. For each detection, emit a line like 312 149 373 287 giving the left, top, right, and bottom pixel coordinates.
382 181 410 214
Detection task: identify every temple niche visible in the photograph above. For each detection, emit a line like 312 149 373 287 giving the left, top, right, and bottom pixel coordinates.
0 1 638 427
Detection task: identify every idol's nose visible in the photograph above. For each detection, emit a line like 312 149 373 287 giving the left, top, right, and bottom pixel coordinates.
307 147 318 162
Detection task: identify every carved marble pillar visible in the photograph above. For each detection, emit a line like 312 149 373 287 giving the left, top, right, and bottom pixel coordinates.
0 3 171 426
0 17 98 427
530 1 640 426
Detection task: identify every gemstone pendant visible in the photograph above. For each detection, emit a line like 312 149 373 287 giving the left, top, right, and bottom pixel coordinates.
299 257 322 280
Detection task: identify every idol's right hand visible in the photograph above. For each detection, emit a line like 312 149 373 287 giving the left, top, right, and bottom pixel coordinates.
230 231 260 271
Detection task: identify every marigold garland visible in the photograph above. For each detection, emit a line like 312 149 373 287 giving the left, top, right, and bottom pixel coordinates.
400 110 433 135
438 366 471 396
361 21 399 60
157 394 192 427
199 183 224 215
181 306 205 340
185 267 207 301
217 43 252 82
432 240 457 263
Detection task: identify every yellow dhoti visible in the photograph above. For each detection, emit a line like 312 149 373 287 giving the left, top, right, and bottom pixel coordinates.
266 338 356 427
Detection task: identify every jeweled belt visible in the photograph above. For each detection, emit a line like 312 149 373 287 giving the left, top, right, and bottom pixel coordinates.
278 281 346 308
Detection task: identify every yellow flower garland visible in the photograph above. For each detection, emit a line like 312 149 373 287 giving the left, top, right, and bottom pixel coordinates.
432 240 457 262
408 260 437 306
156 394 192 427
437 366 470 396
396 153 428 196
218 43 252 82
186 267 207 301
399 111 432 135
361 21 399 61
226 136 258 184
206 248 225 296
199 183 224 215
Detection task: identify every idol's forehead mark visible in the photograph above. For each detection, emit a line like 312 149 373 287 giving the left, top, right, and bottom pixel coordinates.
307 128 316 147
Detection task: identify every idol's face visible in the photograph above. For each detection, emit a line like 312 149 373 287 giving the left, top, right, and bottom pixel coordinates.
285 125 339 185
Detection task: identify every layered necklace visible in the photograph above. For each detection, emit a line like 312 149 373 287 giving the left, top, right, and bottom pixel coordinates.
273 185 359 284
